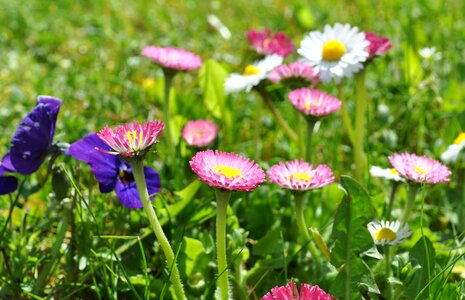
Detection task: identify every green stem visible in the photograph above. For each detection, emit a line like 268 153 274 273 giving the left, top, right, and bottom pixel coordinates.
296 110 305 158
386 182 400 219
338 84 355 146
354 71 367 181
131 160 186 300
254 97 262 161
305 117 317 162
163 70 175 165
419 185 431 298
215 189 231 300
258 88 298 142
294 192 322 273
402 184 419 224
385 246 392 300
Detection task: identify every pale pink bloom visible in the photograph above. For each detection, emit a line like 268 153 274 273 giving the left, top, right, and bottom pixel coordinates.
288 88 341 117
189 150 266 192
267 159 335 191
182 120 218 147
389 153 451 184
262 281 334 300
97 120 164 157
268 62 319 84
141 46 202 71
365 32 391 58
247 28 295 57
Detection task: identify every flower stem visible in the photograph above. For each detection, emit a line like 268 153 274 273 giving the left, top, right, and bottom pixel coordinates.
257 88 298 142
386 182 400 219
294 192 322 273
305 117 317 162
402 184 419 224
338 84 355 146
384 246 392 300
254 97 262 161
131 160 186 300
215 189 231 300
354 71 367 181
163 70 175 165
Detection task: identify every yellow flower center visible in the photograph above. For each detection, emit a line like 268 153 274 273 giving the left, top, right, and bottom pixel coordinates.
390 169 398 175
375 228 397 241
243 65 260 76
322 40 346 61
454 133 465 145
126 130 143 150
212 165 242 179
414 165 429 175
288 172 312 182
305 101 320 111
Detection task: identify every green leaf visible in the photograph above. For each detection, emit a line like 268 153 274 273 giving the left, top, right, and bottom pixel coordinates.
405 236 435 299
181 237 206 276
199 59 228 119
329 176 377 299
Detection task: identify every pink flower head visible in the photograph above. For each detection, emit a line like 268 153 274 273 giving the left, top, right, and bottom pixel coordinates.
182 120 219 147
189 150 266 192
97 120 164 158
268 62 320 85
267 159 335 191
141 46 202 71
262 281 334 300
288 88 342 117
247 28 295 57
365 32 391 58
389 152 451 184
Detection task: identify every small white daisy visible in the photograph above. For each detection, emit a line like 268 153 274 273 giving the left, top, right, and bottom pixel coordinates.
419 47 442 61
367 220 412 246
369 166 405 182
224 54 283 93
298 23 369 84
441 133 465 163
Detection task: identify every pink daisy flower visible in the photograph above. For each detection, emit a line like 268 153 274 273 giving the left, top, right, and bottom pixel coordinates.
267 159 335 191
262 281 334 300
182 120 219 147
189 150 266 192
141 46 202 71
247 28 295 57
97 120 164 158
268 62 320 84
365 32 391 59
389 153 451 184
288 88 342 117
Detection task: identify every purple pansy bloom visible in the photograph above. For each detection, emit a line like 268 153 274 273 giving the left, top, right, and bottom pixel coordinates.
0 96 62 195
68 133 161 209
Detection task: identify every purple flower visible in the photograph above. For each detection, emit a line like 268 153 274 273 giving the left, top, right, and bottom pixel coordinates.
0 96 62 195
69 133 161 209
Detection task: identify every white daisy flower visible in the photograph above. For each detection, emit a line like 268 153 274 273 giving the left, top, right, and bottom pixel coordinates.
369 166 405 182
367 220 412 246
298 23 369 84
441 133 465 163
224 54 283 93
419 47 442 61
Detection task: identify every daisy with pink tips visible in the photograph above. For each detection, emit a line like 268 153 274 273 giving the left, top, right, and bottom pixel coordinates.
389 152 451 184
365 32 392 59
141 46 202 71
262 281 334 300
182 120 218 148
268 159 334 268
247 28 295 57
268 62 320 86
190 150 265 300
288 88 342 117
97 120 164 158
190 150 266 192
267 159 335 191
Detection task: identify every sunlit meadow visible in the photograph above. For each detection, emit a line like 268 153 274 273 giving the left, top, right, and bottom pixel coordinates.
1 1 465 299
